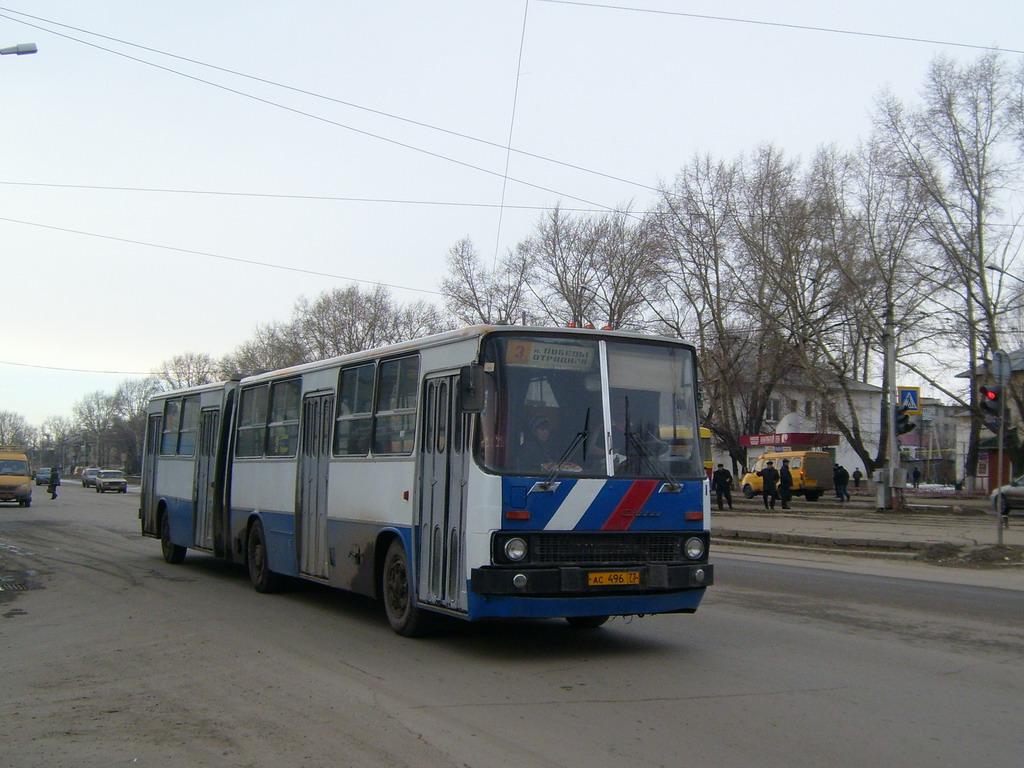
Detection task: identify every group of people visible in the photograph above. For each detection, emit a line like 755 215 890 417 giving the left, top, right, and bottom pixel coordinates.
711 458 796 511
711 459 871 511
754 458 795 510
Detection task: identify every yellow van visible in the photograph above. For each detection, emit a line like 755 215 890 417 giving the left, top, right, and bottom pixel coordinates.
0 445 33 507
739 450 834 502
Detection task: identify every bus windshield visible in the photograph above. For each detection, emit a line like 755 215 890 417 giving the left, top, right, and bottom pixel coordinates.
476 334 703 480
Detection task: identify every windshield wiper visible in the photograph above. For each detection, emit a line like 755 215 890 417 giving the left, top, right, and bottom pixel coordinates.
625 429 681 492
535 409 591 491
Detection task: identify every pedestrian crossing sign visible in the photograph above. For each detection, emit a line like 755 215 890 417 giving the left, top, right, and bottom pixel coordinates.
897 386 921 415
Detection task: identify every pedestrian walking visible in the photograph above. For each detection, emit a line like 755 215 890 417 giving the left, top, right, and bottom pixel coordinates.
912 467 921 489
834 464 851 502
779 458 793 509
712 463 734 511
852 468 863 489
758 460 780 510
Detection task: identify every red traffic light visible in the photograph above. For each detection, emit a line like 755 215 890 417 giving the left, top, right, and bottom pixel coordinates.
980 385 1001 402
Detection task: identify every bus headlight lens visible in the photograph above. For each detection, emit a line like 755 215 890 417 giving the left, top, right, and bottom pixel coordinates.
504 537 528 562
684 537 705 560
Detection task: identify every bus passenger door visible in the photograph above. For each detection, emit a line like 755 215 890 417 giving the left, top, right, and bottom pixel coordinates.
298 392 333 579
418 375 469 611
193 408 220 550
141 413 162 536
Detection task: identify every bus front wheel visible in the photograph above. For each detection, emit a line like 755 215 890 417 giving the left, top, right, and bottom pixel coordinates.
565 615 609 629
382 539 433 637
247 520 282 593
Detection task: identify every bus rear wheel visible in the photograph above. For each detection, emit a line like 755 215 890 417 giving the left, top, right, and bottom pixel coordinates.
382 538 433 637
247 520 282 593
160 513 186 564
565 615 609 629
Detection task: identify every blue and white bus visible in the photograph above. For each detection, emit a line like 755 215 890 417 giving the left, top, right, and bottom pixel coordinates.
140 326 713 635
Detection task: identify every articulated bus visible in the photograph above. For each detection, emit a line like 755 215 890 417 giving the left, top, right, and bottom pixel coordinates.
140 326 713 635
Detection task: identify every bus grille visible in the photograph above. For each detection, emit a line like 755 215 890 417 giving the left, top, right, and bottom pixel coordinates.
530 533 686 565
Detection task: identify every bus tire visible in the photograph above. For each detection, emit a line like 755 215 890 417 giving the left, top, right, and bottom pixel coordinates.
160 513 186 564
805 492 821 502
382 538 433 637
565 615 609 629
247 519 282 593
742 484 755 499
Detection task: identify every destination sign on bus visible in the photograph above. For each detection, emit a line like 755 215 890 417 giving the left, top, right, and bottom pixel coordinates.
505 340 594 371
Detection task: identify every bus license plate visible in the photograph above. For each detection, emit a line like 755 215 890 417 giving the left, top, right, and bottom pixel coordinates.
587 570 641 587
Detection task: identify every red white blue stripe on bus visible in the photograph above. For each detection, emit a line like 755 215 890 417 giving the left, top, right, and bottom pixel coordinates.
500 477 706 531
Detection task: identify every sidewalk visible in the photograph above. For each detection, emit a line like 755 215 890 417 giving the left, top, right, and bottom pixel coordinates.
711 493 1024 565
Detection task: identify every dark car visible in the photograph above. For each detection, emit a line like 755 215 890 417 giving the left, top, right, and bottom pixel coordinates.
36 467 53 486
81 467 101 487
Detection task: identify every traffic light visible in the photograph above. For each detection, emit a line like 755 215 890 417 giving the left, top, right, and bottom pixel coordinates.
895 404 916 435
979 384 1003 417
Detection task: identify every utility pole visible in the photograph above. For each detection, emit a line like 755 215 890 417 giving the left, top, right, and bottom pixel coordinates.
878 309 899 510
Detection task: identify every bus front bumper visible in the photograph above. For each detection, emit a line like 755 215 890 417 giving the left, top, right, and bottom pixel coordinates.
470 562 712 596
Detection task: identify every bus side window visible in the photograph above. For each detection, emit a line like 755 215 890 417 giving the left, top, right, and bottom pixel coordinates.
267 379 301 457
335 364 374 456
373 356 419 455
236 385 269 457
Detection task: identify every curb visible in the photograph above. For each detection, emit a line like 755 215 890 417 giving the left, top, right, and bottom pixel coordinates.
712 528 934 552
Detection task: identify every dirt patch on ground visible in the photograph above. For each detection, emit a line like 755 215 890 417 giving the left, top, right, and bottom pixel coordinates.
917 543 1024 568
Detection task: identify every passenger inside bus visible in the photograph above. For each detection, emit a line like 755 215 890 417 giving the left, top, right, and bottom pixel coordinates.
518 415 558 470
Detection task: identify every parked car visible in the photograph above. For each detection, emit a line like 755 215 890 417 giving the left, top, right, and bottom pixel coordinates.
94 470 128 494
81 467 102 487
36 467 52 485
989 475 1024 516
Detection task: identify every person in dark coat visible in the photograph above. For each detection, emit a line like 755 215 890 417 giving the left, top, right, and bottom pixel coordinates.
520 416 558 470
712 463 734 511
852 468 863 488
47 466 60 500
834 464 851 502
757 460 780 510
778 458 793 509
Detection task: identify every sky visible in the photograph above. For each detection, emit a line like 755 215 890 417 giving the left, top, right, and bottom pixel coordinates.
1 0 1022 428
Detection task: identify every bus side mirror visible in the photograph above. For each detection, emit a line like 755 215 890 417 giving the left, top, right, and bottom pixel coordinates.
460 364 485 413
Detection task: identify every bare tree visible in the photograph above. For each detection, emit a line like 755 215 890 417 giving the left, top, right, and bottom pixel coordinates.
524 206 602 326
156 352 219 390
295 284 449 359
110 378 165 473
74 391 116 466
590 209 662 330
874 52 1021 485
651 154 753 468
220 320 310 378
0 410 33 446
441 237 531 325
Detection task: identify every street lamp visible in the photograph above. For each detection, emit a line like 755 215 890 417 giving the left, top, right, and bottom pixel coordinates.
0 43 37 55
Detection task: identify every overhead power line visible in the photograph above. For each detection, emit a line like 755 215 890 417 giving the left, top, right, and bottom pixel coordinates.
0 180 607 213
0 215 444 296
0 358 152 376
0 6 655 204
538 0 1023 56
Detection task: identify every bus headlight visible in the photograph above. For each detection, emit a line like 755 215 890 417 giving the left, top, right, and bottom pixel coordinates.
684 537 705 560
504 537 528 562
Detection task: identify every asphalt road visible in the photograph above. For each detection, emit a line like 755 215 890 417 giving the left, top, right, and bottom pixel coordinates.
1 484 1022 768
